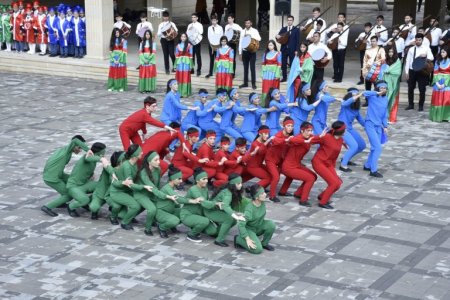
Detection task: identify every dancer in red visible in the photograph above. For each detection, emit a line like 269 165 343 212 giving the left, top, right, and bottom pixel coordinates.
229 138 252 181
264 117 294 202
311 121 346 209
119 96 176 151
215 137 242 180
196 130 227 186
279 122 321 207
246 125 273 188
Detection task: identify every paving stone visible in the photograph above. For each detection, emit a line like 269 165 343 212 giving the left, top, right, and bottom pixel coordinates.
386 272 450 300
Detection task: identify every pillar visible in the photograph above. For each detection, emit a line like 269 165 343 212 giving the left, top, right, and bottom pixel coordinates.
235 0 257 25
86 0 114 60
392 0 416 28
424 0 447 26
147 0 172 34
320 0 347 27
269 0 300 48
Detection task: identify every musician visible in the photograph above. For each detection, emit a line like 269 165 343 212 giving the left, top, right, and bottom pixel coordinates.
374 15 388 46
416 27 431 48
440 29 450 47
157 11 178 74
224 13 242 77
356 23 376 85
187 13 203 76
384 27 405 60
306 20 325 44
327 22 348 83
238 18 261 90
277 15 300 82
362 36 386 93
325 12 346 42
113 12 131 32
307 31 332 83
400 14 416 47
136 12 153 44
404 33 434 111
301 7 326 33
425 18 441 59
206 14 223 78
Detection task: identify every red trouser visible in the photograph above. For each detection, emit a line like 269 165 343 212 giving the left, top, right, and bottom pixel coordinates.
203 166 217 179
224 165 243 176
279 165 318 202
214 172 229 187
119 128 143 151
246 167 271 187
172 163 194 181
312 160 342 205
266 161 282 198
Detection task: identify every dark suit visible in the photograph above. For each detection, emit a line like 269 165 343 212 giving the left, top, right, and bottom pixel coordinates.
278 26 300 80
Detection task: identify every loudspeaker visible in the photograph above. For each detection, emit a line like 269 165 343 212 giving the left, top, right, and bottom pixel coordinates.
275 0 291 16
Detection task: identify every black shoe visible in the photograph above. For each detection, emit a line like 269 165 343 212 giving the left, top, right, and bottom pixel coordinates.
172 68 176 72
405 106 414 110
262 244 275 251
91 212 98 220
418 106 424 112
67 207 80 217
131 218 139 224
205 74 212 78
278 192 293 197
269 196 281 203
252 85 257 90
356 80 364 85
136 66 140 70
144 229 153 236
318 203 334 209
158 224 169 238
187 233 202 243
363 166 371 171
214 240 229 247
339 166 352 172
49 54 57 57
197 71 201 76
56 203 68 208
232 74 235 79
332 76 335 80
171 227 179 233
333 80 342 83
121 223 134 230
233 235 241 248
369 171 383 178
82 205 90 211
347 161 357 166
110 216 119 225
165 70 170 75
299 201 312 207
239 84 248 88
294 194 301 199
190 69 194 74
41 205 58 217
280 78 287 83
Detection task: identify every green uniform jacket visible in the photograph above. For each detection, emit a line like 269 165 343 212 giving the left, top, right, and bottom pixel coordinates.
238 202 267 238
156 183 188 213
43 139 89 183
181 185 216 218
208 188 234 216
93 165 115 198
134 167 167 201
110 160 143 193
66 154 102 189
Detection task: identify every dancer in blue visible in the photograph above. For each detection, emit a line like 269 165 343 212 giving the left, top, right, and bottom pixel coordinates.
311 80 336 135
214 89 243 151
240 93 273 143
181 88 208 140
265 88 297 136
198 88 227 145
338 88 366 172
363 81 389 178
290 82 322 135
161 79 198 125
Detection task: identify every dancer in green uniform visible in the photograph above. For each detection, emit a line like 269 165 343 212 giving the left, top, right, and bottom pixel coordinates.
134 151 177 236
181 167 220 243
66 143 109 217
204 173 246 247
41 135 90 217
234 184 276 254
109 144 153 230
89 151 125 220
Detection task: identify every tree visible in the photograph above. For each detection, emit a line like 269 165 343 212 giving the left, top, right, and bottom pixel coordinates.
377 0 388 11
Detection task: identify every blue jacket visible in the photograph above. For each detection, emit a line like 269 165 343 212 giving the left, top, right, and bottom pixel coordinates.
54 17 71 47
266 99 288 129
214 101 236 130
70 18 86 47
46 15 58 44
182 99 203 126
337 98 365 130
311 93 335 125
198 98 221 126
240 104 268 133
161 91 188 123
363 91 388 127
290 97 315 123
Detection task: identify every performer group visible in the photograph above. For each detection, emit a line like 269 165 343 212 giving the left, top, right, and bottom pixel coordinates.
39 6 450 254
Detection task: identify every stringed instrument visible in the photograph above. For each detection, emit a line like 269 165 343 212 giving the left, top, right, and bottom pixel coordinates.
399 15 432 40
301 6 332 36
327 16 361 51
354 24 375 51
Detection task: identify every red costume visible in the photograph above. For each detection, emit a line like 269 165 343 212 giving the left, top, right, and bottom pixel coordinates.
230 149 252 182
196 142 227 187
119 108 166 151
34 13 47 44
172 141 199 181
279 135 319 203
214 149 241 186
11 10 24 42
312 133 344 205
246 139 271 188
23 13 35 44
264 130 291 198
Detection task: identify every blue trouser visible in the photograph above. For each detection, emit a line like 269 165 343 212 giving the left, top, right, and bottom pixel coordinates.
181 123 202 150
364 121 382 172
68 44 75 56
199 121 223 146
342 128 366 167
312 119 326 135
74 46 84 57
60 46 68 56
49 43 59 55
14 41 24 52
292 116 306 135
242 131 256 144
222 125 242 152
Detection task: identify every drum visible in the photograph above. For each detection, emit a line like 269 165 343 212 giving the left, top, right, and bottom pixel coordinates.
161 23 177 41
138 26 151 38
225 28 240 44
187 26 202 45
311 48 329 68
208 30 221 51
412 57 434 76
365 63 388 83
241 35 259 53
120 24 131 38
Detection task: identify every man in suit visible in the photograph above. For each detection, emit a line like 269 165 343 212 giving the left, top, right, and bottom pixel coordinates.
277 15 300 82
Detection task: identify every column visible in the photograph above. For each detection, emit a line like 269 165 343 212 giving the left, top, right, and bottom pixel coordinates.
86 0 114 60
147 0 172 34
235 0 257 25
269 0 300 47
392 0 416 28
320 0 347 26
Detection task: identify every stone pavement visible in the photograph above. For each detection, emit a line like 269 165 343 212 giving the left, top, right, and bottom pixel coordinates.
0 71 450 300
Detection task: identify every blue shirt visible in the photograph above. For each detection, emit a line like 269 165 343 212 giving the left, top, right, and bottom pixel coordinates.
311 93 335 125
363 91 388 127
214 100 236 129
240 104 268 133
337 98 365 130
161 91 188 123
182 99 203 126
198 98 221 126
290 97 315 122
266 100 288 129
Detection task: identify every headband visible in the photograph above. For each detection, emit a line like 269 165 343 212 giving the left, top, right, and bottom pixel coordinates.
131 146 142 158
169 79 177 87
270 89 280 98
319 81 327 91
376 82 388 89
347 87 359 94
220 141 230 146
236 140 247 146
195 171 208 182
301 83 311 94
229 176 242 185
254 187 265 199
217 92 227 97
199 92 208 98
331 124 346 134
96 149 106 157
118 152 126 163
146 151 158 162
230 88 238 98
258 128 270 134
206 132 217 138
283 119 295 126
249 93 259 103
187 131 200 137
301 124 314 130
169 171 182 181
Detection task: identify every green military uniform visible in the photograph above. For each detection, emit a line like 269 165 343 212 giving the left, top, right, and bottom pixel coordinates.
110 160 142 225
88 165 115 214
67 153 105 210
236 201 276 254
155 183 188 231
44 138 89 209
134 167 166 232
181 185 218 237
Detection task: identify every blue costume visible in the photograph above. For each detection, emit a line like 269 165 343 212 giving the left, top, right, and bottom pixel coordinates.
46 10 59 56
312 81 336 135
161 82 189 125
266 89 289 136
65 7 74 56
363 85 388 174
290 83 316 135
54 13 71 56
240 94 268 143
198 95 224 144
338 89 366 167
70 7 86 58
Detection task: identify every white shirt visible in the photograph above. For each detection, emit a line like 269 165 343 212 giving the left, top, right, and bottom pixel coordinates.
225 23 243 33
384 36 405 55
307 42 332 61
355 31 376 50
325 23 349 45
306 29 326 44
328 28 348 50
208 24 224 44
239 27 261 54
374 24 388 45
441 29 448 39
404 44 434 74
73 17 80 45
426 27 443 46
187 21 204 44
157 21 178 39
114 20 131 29
304 17 326 32
399 23 416 46
136 21 153 35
